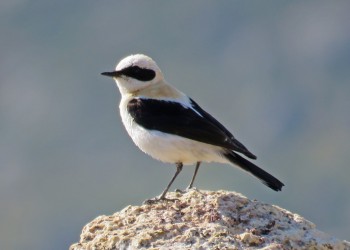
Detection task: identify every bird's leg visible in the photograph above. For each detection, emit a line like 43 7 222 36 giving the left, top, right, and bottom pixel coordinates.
187 161 201 190
144 162 183 204
175 161 201 193
158 162 183 200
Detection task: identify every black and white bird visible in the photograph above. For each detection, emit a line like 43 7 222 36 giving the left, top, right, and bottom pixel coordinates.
101 54 284 201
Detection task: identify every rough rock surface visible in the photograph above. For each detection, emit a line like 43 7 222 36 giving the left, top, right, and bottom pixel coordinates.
70 190 350 250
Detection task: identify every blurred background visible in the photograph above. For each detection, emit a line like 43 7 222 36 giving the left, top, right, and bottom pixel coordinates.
1 1 350 249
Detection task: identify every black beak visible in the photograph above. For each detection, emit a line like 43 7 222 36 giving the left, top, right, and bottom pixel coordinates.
101 71 121 78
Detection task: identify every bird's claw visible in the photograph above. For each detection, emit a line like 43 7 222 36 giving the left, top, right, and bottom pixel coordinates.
143 197 179 205
175 186 198 194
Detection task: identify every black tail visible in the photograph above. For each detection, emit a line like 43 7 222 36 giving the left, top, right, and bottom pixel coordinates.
224 151 284 191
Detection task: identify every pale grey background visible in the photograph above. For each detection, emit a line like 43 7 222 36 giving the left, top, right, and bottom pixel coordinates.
1 1 349 249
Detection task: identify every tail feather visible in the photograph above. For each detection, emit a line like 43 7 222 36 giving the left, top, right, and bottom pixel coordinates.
224 151 284 191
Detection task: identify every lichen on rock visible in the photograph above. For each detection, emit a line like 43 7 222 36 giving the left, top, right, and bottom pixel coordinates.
70 190 350 250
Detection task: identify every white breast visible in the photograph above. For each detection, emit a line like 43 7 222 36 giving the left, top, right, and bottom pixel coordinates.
119 96 226 165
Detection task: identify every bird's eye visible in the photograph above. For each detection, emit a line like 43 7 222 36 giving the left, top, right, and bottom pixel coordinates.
121 66 156 82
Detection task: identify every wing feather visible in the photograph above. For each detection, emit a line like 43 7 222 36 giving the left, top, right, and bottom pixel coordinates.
127 98 256 159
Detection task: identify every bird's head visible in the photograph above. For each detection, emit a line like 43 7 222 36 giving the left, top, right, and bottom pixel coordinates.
102 54 164 94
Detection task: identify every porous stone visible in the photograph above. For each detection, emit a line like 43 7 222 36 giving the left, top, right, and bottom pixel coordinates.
70 190 350 250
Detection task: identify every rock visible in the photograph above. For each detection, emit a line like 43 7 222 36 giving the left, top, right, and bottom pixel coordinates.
70 190 350 250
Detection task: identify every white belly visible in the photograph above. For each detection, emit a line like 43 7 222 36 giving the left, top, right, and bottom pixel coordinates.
119 99 226 165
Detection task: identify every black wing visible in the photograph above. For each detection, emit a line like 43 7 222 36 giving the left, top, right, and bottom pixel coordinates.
127 98 256 159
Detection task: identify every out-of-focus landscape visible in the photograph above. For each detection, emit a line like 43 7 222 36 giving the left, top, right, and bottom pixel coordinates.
1 1 349 249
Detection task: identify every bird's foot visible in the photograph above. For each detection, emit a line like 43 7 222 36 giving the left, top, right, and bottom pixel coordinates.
175 188 185 193
175 186 198 194
143 196 179 205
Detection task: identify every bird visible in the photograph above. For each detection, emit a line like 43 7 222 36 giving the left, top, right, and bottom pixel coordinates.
101 54 284 202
